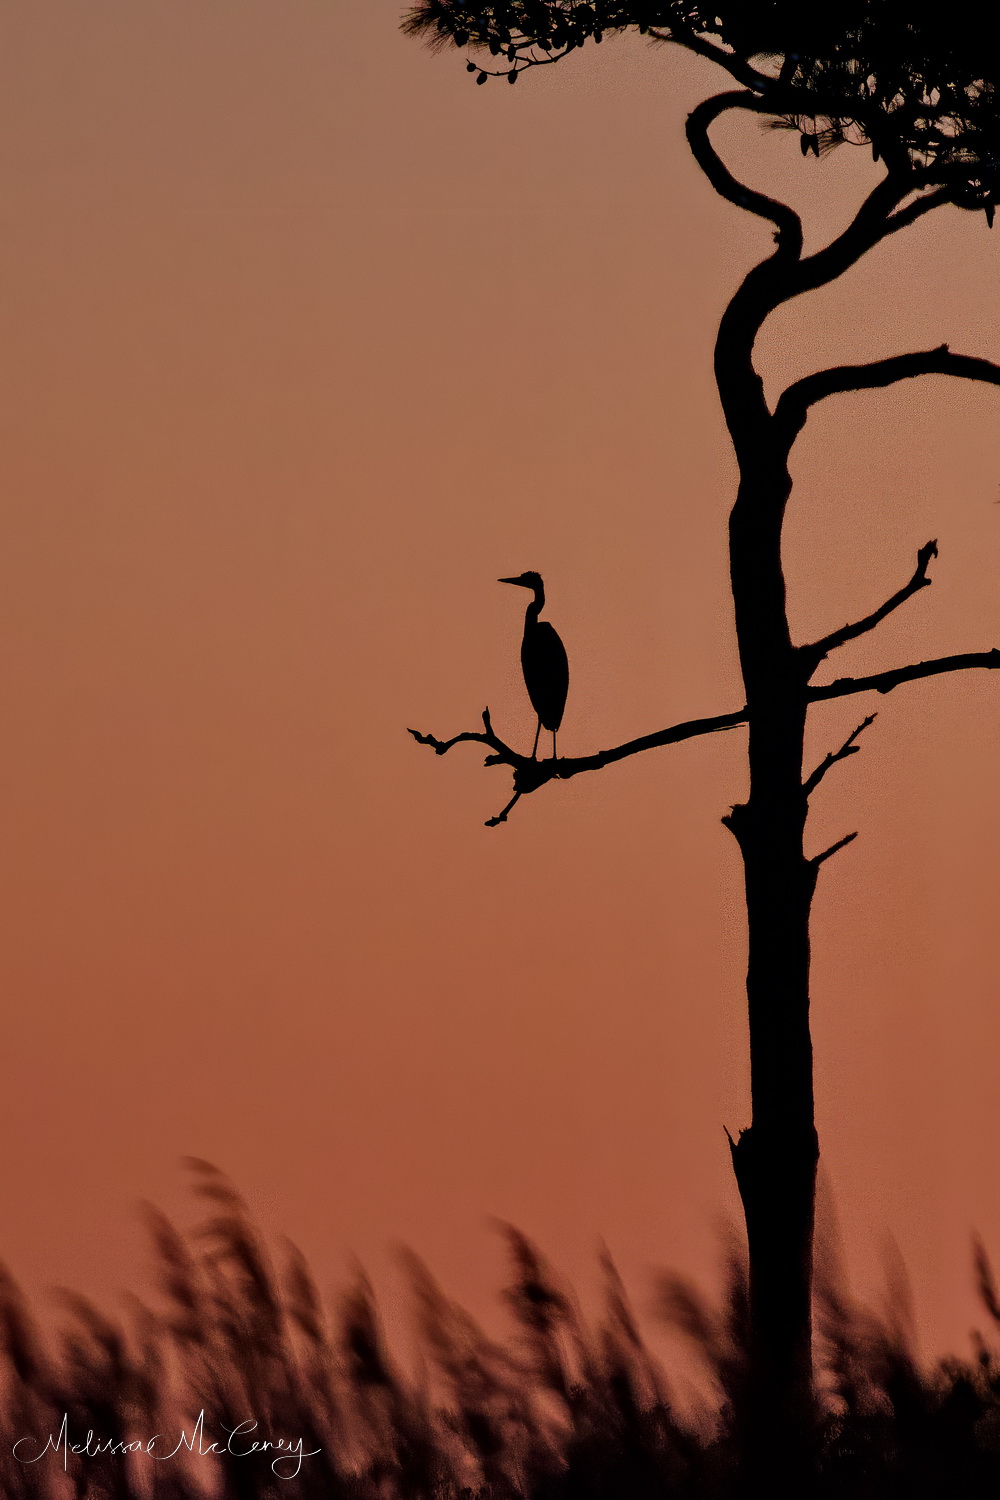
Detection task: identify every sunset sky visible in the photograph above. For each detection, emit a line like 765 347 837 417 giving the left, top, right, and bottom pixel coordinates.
1 0 1000 1365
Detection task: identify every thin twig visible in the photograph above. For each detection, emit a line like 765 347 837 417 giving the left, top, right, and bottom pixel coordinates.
803 714 877 796
802 540 937 668
484 792 522 829
812 831 858 868
408 708 509 761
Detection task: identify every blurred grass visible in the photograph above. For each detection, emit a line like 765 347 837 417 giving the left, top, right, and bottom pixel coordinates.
2 1161 1000 1497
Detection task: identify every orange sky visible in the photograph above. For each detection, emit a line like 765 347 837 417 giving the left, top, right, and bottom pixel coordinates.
0 0 999 1366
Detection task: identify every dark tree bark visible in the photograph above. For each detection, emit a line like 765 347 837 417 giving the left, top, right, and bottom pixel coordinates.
713 246 820 1479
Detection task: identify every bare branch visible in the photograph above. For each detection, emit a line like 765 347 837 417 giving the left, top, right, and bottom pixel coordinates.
410 706 748 826
685 93 803 259
775 345 1000 441
407 708 515 762
809 650 1000 704
412 644 1000 825
408 708 541 826
803 714 877 797
802 540 938 668
485 791 522 828
811 831 858 868
555 708 748 775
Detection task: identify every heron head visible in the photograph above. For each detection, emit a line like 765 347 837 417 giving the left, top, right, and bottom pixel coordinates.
498 571 543 591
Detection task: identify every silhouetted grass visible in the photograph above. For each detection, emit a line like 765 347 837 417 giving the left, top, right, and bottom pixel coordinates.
3 1163 1000 1497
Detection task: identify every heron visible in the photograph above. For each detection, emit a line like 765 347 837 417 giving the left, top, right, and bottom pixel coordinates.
498 571 569 760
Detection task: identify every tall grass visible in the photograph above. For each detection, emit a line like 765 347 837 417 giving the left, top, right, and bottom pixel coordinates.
2 1162 1000 1497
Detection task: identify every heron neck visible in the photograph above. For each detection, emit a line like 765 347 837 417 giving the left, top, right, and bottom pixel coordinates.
526 585 544 621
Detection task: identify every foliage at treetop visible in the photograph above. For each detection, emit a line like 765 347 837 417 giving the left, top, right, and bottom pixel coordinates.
403 1 1000 219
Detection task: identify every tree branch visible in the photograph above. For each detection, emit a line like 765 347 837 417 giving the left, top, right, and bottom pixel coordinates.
775 345 1000 441
883 184 956 234
412 645 1000 824
746 172 919 333
710 170 920 458
801 540 938 669
650 27 772 93
685 93 803 259
711 161 954 385
485 790 522 828
408 710 505 761
809 650 1000 704
409 706 748 826
773 169 901 294
803 714 877 797
811 830 858 868
557 708 749 773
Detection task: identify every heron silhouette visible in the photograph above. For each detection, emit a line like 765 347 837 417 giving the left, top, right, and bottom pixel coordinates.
498 571 569 760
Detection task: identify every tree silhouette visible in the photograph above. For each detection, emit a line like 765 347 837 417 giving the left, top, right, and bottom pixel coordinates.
404 3 1000 1487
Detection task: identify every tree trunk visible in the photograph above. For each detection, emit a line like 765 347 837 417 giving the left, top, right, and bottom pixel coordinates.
688 105 874 1478
724 441 820 1487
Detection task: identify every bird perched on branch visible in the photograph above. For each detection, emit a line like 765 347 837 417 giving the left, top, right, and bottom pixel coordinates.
498 571 569 760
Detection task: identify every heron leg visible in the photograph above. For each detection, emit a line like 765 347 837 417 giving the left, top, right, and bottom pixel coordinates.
552 731 557 761
531 718 541 760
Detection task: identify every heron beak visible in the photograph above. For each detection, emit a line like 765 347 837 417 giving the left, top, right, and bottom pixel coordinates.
498 576 522 585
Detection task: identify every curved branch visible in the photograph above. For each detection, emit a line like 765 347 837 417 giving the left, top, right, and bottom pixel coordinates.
408 721 501 758
685 93 803 260
711 169 928 459
753 168 953 328
725 170 933 355
810 650 1000 703
776 172 915 307
775 345 1000 442
650 28 772 92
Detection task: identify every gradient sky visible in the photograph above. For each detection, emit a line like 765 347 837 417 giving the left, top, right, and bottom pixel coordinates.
0 0 999 1366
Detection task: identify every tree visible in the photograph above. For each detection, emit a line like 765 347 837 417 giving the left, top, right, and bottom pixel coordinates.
404 2 1000 1485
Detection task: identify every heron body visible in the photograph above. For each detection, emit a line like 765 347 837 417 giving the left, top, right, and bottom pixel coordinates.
498 571 569 759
